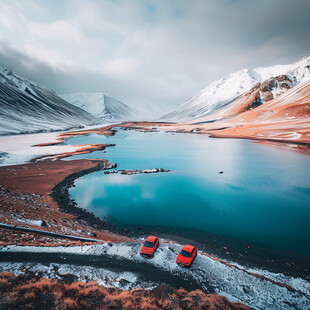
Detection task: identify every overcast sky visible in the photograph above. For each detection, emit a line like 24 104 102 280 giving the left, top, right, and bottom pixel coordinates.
0 0 309 108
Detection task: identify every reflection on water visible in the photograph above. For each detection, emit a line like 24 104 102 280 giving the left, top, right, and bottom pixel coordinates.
68 130 310 255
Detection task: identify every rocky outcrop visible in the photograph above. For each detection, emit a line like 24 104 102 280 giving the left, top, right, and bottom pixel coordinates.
260 75 292 102
104 168 171 175
243 75 293 111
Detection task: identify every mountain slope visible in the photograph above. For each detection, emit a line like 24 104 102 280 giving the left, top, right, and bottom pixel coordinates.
230 79 310 124
61 92 134 121
193 74 295 123
160 55 310 123
0 68 102 135
205 79 310 144
158 78 310 146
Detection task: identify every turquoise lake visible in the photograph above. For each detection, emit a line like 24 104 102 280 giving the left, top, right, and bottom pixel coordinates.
67 129 310 255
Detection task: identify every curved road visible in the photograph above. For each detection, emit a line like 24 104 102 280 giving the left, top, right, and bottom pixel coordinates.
0 251 212 293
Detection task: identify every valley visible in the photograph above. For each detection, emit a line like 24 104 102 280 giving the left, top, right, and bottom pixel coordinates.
1 53 310 309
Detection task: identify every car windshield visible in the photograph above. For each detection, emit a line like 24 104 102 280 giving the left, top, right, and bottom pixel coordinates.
180 249 191 258
144 241 154 248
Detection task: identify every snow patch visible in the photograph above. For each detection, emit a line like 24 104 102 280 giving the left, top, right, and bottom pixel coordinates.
2 242 309 309
0 262 154 290
0 131 88 166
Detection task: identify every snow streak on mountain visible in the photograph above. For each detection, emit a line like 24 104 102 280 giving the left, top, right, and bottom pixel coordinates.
160 55 310 123
0 67 102 135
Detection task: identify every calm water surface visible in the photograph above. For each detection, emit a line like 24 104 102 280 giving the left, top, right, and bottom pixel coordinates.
67 129 310 255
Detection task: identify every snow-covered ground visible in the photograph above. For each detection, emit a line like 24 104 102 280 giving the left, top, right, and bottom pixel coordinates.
0 132 78 166
1 241 309 309
0 262 154 291
0 123 110 166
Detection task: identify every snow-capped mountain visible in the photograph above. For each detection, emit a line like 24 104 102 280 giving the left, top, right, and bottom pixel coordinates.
191 74 295 123
160 54 310 123
61 92 176 122
61 92 134 121
0 67 102 135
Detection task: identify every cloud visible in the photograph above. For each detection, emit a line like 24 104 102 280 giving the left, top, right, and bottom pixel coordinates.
0 11 14 29
24 44 73 67
104 58 137 78
28 20 82 43
0 0 309 110
0 40 173 110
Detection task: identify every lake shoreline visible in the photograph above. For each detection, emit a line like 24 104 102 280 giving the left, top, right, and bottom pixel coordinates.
0 155 253 310
114 121 310 154
1 122 308 273
60 124 310 277
0 123 309 309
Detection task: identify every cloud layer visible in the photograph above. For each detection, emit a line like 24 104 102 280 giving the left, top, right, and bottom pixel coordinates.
0 0 309 108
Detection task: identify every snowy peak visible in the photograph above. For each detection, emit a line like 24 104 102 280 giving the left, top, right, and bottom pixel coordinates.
195 74 295 122
160 68 260 122
61 92 176 122
286 54 310 84
0 67 47 94
254 54 310 85
160 54 310 122
199 68 258 101
61 92 134 121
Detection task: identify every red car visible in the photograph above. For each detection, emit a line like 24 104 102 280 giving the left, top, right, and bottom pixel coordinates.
176 244 197 267
140 236 159 258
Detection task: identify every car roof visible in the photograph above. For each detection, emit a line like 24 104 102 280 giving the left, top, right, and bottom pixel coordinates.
183 244 195 252
146 236 157 242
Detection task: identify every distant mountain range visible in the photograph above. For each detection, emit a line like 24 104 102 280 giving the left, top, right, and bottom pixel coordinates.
1 54 309 138
160 54 310 123
0 67 167 136
60 92 134 122
0 65 176 136
61 92 175 122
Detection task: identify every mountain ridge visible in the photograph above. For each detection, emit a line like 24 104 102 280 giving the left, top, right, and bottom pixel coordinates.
160 54 310 123
0 67 102 135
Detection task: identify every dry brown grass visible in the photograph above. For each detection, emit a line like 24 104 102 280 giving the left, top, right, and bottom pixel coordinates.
0 271 249 310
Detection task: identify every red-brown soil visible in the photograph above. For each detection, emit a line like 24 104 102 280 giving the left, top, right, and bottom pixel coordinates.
0 158 130 245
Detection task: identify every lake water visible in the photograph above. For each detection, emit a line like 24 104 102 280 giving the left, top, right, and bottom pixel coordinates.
67 129 310 255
